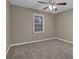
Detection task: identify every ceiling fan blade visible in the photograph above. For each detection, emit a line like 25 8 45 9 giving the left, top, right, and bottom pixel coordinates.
56 3 66 5
43 6 48 10
49 0 52 3
38 1 48 4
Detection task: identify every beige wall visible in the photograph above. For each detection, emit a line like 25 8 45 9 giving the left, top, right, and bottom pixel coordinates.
6 0 10 50
10 5 55 44
10 5 73 44
55 9 73 42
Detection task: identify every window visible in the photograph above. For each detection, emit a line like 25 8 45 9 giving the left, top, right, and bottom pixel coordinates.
33 13 44 33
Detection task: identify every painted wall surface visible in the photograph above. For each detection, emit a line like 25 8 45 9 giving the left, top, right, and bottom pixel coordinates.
6 0 10 50
10 5 55 44
55 9 73 42
10 5 73 44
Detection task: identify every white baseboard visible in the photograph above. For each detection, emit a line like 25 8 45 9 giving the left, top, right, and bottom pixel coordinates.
6 46 11 55
6 37 73 55
54 37 73 44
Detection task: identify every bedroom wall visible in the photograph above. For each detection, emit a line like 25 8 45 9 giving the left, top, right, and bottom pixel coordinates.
10 5 56 44
6 0 10 50
10 5 73 44
55 9 73 42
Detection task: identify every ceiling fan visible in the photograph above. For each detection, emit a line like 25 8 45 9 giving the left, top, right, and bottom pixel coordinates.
38 0 66 11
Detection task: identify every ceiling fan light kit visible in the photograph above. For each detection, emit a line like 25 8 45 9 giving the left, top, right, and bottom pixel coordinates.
53 5 56 9
49 4 53 10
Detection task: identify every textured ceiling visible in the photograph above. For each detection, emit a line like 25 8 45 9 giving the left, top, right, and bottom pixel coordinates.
9 0 73 14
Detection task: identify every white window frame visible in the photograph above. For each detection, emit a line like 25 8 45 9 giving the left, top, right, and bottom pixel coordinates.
33 13 44 33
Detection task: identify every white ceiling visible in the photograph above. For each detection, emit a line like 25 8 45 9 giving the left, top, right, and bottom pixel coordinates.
9 0 73 14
